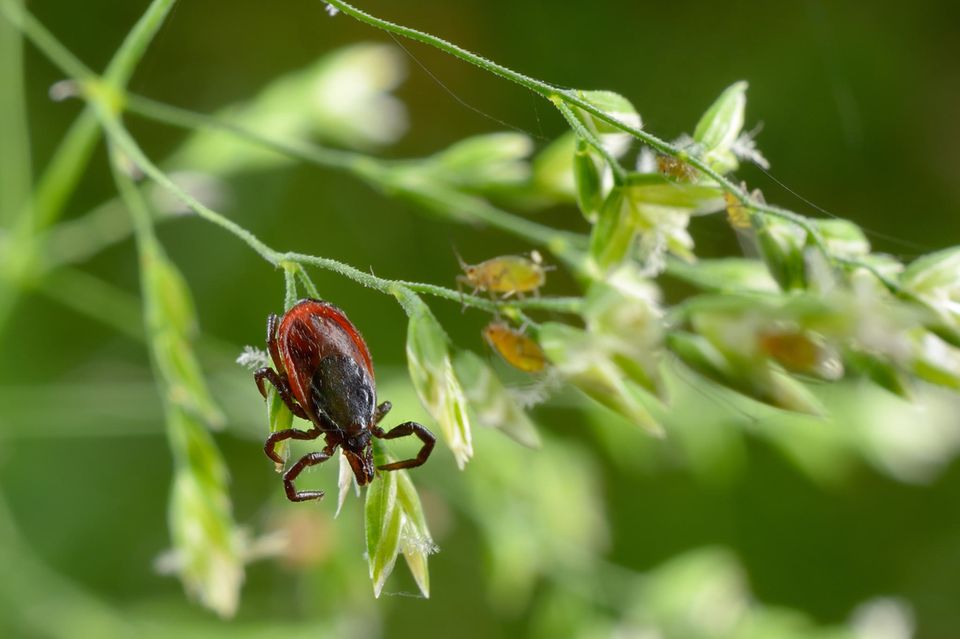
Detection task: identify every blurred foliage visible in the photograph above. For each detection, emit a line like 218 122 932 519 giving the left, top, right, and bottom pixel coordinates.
2 1 960 638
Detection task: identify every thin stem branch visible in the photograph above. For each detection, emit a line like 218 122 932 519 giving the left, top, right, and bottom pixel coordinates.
101 98 584 317
95 106 283 266
322 0 917 295
123 92 589 271
323 0 559 99
0 0 179 335
552 97 626 184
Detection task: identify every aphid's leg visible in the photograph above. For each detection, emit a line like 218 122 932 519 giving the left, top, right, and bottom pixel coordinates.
373 401 393 426
263 425 322 466
266 313 284 373
254 367 309 420
282 447 333 502
455 276 468 312
373 422 436 471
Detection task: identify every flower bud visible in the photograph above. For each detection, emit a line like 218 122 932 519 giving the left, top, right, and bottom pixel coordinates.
693 81 747 174
454 349 541 448
405 300 473 468
538 322 663 435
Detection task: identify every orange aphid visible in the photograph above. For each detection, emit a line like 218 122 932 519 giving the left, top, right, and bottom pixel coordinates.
657 155 698 182
457 251 548 299
758 330 821 372
482 321 547 373
724 184 764 230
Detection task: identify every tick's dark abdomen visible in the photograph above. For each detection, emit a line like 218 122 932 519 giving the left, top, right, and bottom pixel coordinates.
310 354 375 435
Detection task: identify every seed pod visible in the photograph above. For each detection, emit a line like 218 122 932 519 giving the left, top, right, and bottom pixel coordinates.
574 137 604 221
482 321 548 373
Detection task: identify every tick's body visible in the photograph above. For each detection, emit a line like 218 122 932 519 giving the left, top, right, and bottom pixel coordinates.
255 299 434 502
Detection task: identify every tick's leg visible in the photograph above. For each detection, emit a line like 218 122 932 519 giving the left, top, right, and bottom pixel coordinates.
254 367 309 420
263 426 322 466
373 422 436 471
373 401 392 426
282 448 332 502
266 313 284 373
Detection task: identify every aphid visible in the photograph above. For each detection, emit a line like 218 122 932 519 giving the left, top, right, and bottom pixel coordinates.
657 155 698 182
457 251 548 299
724 183 764 230
758 329 823 373
254 299 435 502
482 321 548 373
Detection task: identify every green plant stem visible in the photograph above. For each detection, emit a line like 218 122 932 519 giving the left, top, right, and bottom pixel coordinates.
0 0 31 228
97 107 282 265
123 93 589 270
0 0 178 335
552 96 626 184
323 0 920 295
97 100 584 318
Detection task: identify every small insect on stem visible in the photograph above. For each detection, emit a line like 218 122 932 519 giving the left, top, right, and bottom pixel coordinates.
253 299 435 503
456 250 551 300
724 182 764 230
482 320 548 373
657 155 699 183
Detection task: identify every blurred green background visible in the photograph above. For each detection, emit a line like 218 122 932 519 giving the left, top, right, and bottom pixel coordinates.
2 0 960 637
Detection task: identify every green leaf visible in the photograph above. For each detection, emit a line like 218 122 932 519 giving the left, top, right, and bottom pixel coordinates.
539 322 663 435
453 350 541 448
573 90 641 158
531 131 577 202
364 470 402 598
752 214 807 291
693 81 747 173
429 131 533 190
583 277 664 396
911 331 960 391
152 330 225 428
814 219 870 257
666 257 779 293
589 188 636 274
573 138 604 221
166 407 242 618
845 348 912 398
902 246 960 291
666 331 739 389
625 174 725 213
396 470 435 598
146 252 198 337
667 331 825 416
405 300 473 468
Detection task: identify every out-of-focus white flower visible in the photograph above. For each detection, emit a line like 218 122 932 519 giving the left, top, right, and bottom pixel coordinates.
170 43 408 175
851 598 915 639
309 43 408 149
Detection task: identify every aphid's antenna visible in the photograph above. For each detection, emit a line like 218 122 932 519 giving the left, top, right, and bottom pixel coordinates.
451 245 469 271
751 162 932 254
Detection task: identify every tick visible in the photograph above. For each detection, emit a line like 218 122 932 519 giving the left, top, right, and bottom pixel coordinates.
254 299 435 502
